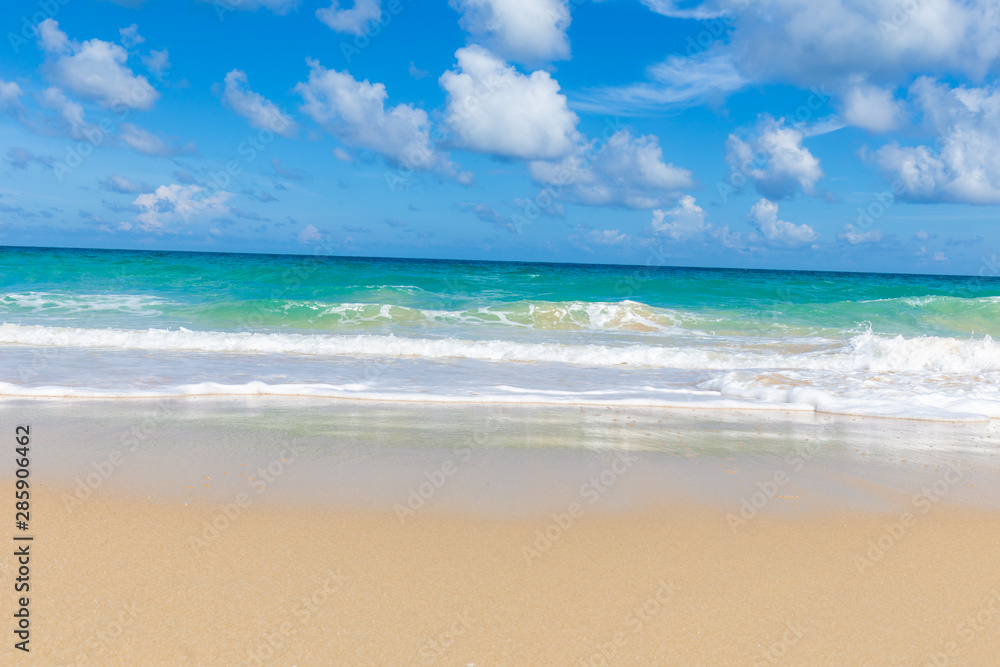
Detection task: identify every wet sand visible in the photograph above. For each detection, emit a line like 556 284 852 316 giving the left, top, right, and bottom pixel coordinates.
3 398 1000 665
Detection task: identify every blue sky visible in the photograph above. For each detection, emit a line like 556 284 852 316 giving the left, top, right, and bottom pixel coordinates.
1 0 999 275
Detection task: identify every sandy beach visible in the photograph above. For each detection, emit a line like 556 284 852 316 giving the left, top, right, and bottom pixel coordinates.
4 398 1000 665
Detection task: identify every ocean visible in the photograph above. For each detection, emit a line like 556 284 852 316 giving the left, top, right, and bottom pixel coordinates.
1 245 998 422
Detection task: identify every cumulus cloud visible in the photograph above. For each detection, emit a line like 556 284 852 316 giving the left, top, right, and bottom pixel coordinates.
584 227 630 245
450 0 571 65
529 129 693 209
295 59 469 181
747 198 817 247
142 49 170 77
131 184 231 232
222 70 297 137
440 46 580 160
874 77 1000 204
726 115 823 199
118 24 144 48
838 223 883 245
37 20 158 111
841 81 902 132
650 195 708 241
298 224 322 244
316 0 381 35
0 80 23 109
724 0 1000 87
38 87 94 139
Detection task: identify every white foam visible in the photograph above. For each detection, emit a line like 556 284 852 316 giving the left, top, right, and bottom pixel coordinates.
2 323 1000 374
1 323 998 421
0 292 169 315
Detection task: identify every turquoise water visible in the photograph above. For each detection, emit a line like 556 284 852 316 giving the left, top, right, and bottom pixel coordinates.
1 246 998 420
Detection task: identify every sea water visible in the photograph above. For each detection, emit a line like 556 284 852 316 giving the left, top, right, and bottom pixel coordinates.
1 246 998 421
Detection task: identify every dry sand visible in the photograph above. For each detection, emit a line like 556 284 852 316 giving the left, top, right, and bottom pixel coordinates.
3 399 1000 665
7 482 1000 666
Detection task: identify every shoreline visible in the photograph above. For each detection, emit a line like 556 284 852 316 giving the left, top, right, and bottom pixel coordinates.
0 390 995 425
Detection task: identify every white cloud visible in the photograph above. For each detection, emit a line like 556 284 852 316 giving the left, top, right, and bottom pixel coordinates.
132 184 231 232
119 24 144 48
639 0 731 19
585 228 630 245
37 20 158 111
841 81 902 132
37 19 69 53
573 50 747 115
100 174 144 193
440 46 580 160
316 0 381 35
222 70 297 137
528 129 693 209
726 115 823 199
450 0 571 65
295 59 469 181
933 251 949 262
119 123 172 156
748 198 817 247
0 80 22 108
298 224 322 244
651 195 708 241
713 225 745 250
142 49 170 77
38 87 94 140
725 0 1000 86
838 223 883 245
915 230 929 240
874 77 1000 204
